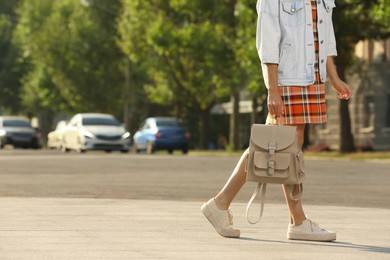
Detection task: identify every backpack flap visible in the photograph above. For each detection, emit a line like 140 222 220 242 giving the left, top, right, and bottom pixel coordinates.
250 124 297 152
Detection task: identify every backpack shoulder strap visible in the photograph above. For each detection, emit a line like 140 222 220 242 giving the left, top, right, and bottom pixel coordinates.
246 182 267 224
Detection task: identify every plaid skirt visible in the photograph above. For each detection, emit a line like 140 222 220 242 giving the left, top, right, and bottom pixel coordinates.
266 82 327 125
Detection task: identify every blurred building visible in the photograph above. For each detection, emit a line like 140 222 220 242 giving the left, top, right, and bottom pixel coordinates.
315 39 390 150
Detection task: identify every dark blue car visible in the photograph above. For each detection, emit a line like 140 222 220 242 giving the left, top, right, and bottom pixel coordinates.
0 116 42 149
133 117 190 154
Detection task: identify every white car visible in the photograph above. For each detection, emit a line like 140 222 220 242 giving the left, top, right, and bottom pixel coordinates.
47 120 68 150
62 113 130 153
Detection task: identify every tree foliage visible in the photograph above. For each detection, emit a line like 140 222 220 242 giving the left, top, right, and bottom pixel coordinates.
15 0 124 115
0 0 388 148
0 0 26 114
118 0 261 147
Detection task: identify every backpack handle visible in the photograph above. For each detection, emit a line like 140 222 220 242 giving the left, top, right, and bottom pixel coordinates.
246 182 267 224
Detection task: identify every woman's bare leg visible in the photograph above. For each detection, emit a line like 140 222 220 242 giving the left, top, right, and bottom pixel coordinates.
214 149 249 210
283 124 306 225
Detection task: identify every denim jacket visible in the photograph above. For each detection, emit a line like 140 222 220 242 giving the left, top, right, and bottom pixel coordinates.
256 0 337 86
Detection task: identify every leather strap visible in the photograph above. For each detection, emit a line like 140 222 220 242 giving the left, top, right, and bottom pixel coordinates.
286 183 303 201
246 182 267 224
246 183 303 225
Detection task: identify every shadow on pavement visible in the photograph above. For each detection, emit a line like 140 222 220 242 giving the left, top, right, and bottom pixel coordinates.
239 237 390 254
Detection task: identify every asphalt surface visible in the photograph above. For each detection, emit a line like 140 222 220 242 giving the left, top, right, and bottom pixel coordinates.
0 149 389 259
0 149 389 209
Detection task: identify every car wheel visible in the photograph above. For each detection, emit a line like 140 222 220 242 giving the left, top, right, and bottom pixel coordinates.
168 149 173 154
31 138 40 149
62 147 70 153
182 147 189 155
61 142 70 153
132 144 140 154
121 149 129 154
146 141 154 154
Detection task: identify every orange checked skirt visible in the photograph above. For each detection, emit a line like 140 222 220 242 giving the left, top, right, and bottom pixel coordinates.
277 83 327 125
268 0 327 125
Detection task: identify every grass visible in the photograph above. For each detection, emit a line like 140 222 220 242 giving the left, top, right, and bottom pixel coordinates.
304 151 390 160
189 149 390 161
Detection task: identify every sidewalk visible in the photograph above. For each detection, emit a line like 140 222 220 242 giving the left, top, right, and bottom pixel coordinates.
0 198 389 260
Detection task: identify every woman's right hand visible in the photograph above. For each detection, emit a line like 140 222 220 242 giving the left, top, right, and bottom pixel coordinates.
267 89 284 118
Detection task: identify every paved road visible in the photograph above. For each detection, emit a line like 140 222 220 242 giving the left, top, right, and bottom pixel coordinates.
1 198 389 260
0 149 389 209
1 149 390 259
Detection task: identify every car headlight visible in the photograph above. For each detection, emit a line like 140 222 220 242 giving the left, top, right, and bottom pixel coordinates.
0 130 5 136
80 130 95 139
121 132 131 139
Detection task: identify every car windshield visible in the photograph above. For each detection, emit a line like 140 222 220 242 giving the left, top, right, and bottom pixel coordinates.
3 119 31 128
155 119 180 127
82 117 120 126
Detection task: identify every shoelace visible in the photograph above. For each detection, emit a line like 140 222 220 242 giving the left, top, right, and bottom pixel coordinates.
307 219 326 232
227 210 234 225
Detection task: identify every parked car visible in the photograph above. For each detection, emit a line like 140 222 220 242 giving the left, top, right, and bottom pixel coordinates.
0 116 42 149
62 113 130 153
133 117 190 154
47 120 68 150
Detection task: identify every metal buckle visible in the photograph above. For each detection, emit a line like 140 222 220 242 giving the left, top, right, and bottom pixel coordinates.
268 140 277 155
268 160 275 175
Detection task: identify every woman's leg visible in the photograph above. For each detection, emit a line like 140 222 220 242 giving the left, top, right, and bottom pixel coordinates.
283 124 306 225
201 149 248 238
284 124 336 241
214 148 249 210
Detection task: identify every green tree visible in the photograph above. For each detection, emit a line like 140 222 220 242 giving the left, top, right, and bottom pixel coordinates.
119 0 241 148
234 0 267 145
0 0 26 114
333 0 389 152
15 0 125 117
119 0 265 149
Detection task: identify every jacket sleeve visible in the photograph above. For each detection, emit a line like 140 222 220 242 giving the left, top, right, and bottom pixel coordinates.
256 0 281 64
327 13 337 56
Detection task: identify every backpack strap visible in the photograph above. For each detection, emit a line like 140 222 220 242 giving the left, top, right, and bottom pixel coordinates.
246 182 267 224
285 183 304 201
246 183 303 224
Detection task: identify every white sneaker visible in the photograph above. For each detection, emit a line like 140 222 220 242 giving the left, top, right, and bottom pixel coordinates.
287 219 336 242
201 198 240 238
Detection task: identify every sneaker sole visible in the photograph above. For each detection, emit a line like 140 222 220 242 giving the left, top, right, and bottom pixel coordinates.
201 203 240 238
288 232 336 242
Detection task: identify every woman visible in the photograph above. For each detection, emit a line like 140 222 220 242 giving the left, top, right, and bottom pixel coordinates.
201 0 352 242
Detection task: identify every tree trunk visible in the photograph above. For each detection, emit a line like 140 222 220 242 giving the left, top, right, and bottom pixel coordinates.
339 99 355 152
123 58 131 131
335 54 356 153
199 108 210 149
229 91 240 150
174 98 184 119
251 96 258 125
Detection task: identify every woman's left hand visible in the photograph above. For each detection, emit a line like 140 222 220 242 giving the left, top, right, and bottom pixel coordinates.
331 79 352 100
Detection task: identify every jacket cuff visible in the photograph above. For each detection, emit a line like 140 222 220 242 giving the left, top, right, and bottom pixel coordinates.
259 54 279 64
327 49 337 57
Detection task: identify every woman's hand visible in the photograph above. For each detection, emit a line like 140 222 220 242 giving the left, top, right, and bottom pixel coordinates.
331 79 352 100
326 57 352 100
267 89 284 117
